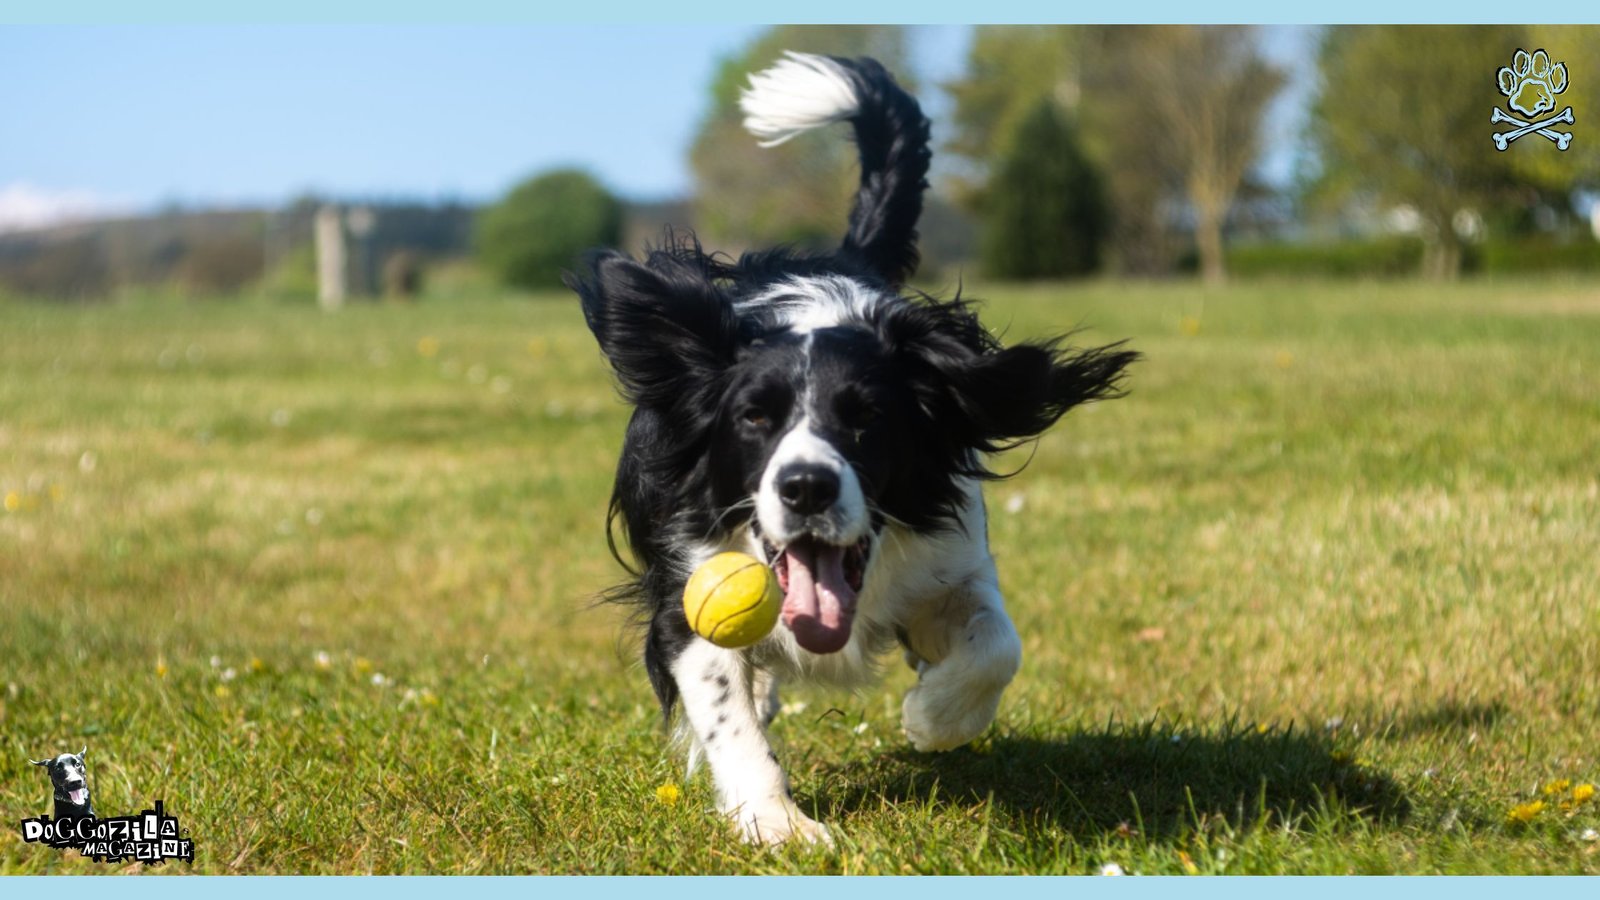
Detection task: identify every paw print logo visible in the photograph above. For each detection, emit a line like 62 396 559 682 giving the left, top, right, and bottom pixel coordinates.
1499 49 1567 116
1491 48 1574 151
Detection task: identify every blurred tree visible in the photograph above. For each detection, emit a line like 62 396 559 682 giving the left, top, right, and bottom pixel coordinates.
1084 26 1285 284
943 26 1080 211
946 26 1280 280
979 99 1108 279
1516 27 1600 198
1311 26 1527 278
689 25 911 252
1076 27 1189 276
476 169 622 290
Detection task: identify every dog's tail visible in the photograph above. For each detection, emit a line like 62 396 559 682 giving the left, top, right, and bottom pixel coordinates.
740 51 931 286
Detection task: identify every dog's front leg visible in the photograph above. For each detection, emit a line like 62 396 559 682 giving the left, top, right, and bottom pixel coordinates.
672 638 831 845
899 573 1022 752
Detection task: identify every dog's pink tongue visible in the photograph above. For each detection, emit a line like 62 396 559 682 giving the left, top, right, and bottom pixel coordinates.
780 541 857 654
70 788 86 805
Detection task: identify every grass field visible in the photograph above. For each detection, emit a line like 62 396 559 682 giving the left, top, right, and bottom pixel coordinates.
2 277 1599 874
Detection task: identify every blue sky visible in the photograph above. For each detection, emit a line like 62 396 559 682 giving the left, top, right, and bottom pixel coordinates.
0 25 1311 230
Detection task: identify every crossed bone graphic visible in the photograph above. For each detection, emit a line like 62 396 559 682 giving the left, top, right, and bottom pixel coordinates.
1491 106 1574 151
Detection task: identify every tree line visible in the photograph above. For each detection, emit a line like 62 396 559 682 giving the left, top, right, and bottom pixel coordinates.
8 25 1598 301
666 24 1600 285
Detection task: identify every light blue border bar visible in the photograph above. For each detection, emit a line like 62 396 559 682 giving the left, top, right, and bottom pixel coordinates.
1 2 1599 25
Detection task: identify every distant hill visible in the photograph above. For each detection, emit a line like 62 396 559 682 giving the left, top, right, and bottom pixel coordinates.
0 195 978 301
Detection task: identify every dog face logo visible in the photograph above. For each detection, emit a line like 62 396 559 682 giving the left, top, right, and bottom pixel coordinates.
1492 48 1574 151
20 748 195 864
30 747 92 817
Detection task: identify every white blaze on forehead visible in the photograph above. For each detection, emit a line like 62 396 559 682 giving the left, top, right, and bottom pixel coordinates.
737 276 883 335
756 417 869 545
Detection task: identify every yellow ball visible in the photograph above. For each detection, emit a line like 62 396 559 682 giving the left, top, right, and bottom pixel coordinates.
683 552 782 648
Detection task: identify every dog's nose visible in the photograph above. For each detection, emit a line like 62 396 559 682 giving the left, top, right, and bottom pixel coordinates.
778 464 840 516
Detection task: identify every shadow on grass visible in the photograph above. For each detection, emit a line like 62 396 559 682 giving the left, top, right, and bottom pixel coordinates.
809 719 1410 841
1382 700 1505 739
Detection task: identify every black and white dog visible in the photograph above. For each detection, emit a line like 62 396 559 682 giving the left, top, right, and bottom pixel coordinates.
569 52 1136 844
30 747 94 818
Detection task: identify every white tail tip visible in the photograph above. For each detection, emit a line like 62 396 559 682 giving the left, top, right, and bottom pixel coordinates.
739 51 860 148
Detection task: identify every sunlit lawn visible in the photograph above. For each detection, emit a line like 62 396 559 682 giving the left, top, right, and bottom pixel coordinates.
2 276 1598 873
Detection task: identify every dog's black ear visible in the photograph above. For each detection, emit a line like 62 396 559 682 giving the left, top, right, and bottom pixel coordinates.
885 298 1138 454
938 338 1138 452
566 249 738 409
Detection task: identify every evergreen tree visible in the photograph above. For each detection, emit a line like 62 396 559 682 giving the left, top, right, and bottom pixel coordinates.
980 100 1108 280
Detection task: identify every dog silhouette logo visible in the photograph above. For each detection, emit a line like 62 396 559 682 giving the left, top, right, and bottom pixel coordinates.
1493 48 1574 151
20 747 195 865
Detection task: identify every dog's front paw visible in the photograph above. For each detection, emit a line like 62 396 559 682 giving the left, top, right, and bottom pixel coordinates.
902 680 1002 752
732 801 834 847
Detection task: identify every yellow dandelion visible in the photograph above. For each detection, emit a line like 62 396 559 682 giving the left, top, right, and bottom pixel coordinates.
1274 350 1294 370
655 783 681 806
1573 783 1596 804
1179 316 1202 336
4 492 19 512
1178 850 1200 875
213 684 232 699
1542 778 1571 796
249 657 266 674
1256 722 1270 734
155 658 168 679
353 656 373 674
419 689 439 707
1506 800 1545 824
417 337 440 358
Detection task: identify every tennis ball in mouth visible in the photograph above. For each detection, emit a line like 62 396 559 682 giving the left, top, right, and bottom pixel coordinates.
683 552 782 648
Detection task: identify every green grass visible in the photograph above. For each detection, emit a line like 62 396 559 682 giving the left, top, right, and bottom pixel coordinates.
2 277 1599 874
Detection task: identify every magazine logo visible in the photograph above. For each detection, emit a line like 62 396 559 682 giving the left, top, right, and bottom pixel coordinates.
19 800 195 865
1492 48 1574 151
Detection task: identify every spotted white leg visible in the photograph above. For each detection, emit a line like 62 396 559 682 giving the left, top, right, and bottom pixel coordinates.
899 572 1023 752
753 666 782 727
672 638 831 845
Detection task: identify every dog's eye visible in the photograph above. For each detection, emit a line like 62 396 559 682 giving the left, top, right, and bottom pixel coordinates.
740 408 770 429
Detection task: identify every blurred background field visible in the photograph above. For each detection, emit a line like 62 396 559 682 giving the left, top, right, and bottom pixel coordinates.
3 21 1600 875
2 278 1598 873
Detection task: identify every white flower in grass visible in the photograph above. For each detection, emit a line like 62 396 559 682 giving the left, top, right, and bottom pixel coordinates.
1099 862 1126 876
